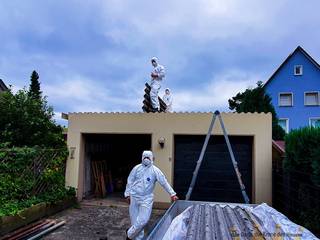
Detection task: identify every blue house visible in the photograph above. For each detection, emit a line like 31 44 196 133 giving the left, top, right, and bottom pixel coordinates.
264 46 320 132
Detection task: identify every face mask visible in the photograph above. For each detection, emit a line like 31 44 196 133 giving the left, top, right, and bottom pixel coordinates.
142 157 151 166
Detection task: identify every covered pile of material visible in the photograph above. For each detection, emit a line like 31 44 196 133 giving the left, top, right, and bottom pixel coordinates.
162 203 318 240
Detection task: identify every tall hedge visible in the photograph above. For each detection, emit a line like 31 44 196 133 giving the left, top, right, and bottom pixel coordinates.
284 127 320 186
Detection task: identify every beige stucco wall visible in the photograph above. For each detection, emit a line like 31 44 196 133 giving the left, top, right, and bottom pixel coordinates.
66 112 272 205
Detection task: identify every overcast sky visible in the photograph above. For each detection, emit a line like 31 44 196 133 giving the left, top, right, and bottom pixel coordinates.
1 0 320 125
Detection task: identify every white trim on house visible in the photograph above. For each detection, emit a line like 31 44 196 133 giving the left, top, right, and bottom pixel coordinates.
279 118 289 133
309 117 320 127
304 91 320 106
294 65 303 75
278 92 294 107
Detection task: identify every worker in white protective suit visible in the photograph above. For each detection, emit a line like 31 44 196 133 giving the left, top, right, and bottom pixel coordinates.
163 88 173 112
150 57 165 112
125 150 178 240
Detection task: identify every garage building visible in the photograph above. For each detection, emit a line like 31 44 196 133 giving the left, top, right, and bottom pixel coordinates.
65 112 272 207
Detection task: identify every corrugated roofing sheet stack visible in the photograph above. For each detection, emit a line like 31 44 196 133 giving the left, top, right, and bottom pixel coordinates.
147 201 319 239
185 204 263 240
142 83 167 112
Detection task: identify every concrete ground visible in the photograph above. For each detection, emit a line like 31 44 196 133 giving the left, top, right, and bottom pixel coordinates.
43 198 165 240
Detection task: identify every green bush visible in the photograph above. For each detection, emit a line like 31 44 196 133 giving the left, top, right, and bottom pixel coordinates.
284 127 320 186
0 146 75 217
0 73 75 217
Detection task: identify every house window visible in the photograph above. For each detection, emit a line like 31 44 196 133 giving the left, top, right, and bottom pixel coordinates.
310 118 320 128
305 92 319 106
294 65 303 75
279 93 293 106
279 119 289 133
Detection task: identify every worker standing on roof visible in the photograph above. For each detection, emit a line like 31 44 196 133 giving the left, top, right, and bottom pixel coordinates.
163 88 173 112
150 57 165 112
125 150 178 240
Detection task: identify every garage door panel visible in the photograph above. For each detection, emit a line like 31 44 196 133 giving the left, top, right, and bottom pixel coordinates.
180 189 244 202
175 169 251 178
176 170 244 179
200 161 234 169
196 177 240 186
174 135 252 203
192 190 244 202
196 181 241 190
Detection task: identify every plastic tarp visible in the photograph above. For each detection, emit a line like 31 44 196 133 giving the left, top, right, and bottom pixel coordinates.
248 203 318 240
162 203 318 240
162 206 193 240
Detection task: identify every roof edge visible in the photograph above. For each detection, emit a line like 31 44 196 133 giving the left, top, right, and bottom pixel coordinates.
263 46 320 89
272 140 285 154
0 79 9 91
68 111 272 115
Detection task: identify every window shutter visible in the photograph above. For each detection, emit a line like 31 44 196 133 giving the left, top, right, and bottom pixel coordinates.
305 93 319 105
280 94 292 106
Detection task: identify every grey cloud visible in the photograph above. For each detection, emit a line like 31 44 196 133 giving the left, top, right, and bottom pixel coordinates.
0 0 319 118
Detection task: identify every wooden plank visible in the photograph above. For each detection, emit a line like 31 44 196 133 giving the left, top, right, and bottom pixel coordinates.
0 220 50 240
98 161 106 197
100 175 106 197
91 161 101 197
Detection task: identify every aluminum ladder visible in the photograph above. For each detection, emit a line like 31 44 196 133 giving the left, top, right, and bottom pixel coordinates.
185 110 250 204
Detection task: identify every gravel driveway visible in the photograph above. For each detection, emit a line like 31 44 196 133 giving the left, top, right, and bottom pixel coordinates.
43 199 165 240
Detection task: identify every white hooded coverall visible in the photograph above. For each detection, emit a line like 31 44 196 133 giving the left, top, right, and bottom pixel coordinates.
124 151 176 240
150 57 165 110
163 88 173 112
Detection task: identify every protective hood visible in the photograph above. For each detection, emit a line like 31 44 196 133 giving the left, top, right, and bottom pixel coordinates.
151 57 158 66
142 150 153 166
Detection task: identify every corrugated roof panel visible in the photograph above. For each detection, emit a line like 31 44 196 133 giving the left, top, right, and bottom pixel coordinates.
185 204 264 240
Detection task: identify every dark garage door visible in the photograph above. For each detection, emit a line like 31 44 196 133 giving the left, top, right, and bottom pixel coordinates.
174 135 253 203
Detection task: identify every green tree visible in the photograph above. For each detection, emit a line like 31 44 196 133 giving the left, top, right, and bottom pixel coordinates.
0 88 65 148
228 81 285 140
28 70 42 101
